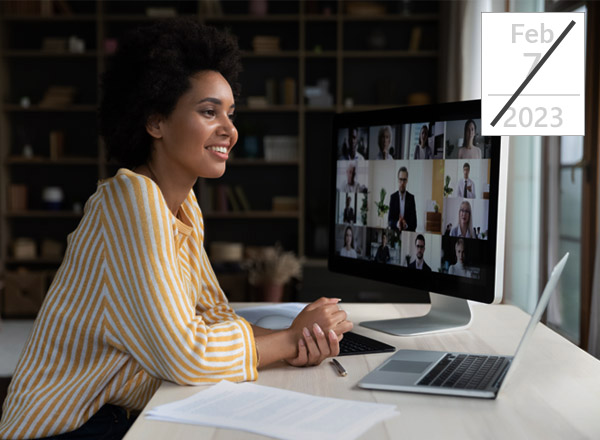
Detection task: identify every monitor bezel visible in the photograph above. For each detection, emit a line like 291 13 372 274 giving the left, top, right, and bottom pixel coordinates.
328 99 503 304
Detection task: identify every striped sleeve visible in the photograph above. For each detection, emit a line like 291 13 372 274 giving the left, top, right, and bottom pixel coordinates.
101 174 257 384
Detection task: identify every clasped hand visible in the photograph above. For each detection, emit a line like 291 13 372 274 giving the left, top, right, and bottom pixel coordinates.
286 297 353 367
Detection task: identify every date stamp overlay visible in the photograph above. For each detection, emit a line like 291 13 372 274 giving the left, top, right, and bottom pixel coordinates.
482 13 585 136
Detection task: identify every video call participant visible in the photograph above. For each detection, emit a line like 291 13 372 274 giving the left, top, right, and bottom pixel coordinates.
413 124 432 159
408 234 432 271
377 126 394 160
374 232 391 263
343 195 356 223
341 127 365 161
339 162 367 193
341 225 358 258
458 119 482 159
388 166 417 232
0 19 353 440
450 200 475 238
448 238 472 277
457 162 476 199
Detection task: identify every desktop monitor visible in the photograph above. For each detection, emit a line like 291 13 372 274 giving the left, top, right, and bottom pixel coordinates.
328 99 508 336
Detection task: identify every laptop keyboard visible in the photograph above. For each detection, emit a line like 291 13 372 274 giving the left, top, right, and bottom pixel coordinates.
418 354 510 390
338 331 395 356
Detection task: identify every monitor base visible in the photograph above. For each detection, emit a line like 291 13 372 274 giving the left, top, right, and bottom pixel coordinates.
359 292 473 336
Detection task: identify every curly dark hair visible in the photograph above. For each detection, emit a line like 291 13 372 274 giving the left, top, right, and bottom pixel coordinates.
98 18 242 169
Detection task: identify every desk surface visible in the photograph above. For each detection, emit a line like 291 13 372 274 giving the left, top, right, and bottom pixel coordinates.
124 303 600 440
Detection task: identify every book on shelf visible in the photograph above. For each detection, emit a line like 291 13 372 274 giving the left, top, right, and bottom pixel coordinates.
252 36 281 53
263 136 298 161
225 186 241 212
281 77 296 105
198 184 252 214
234 185 251 211
408 26 423 52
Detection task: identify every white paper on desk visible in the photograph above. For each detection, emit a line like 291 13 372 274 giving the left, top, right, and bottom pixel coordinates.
146 380 398 440
234 303 306 324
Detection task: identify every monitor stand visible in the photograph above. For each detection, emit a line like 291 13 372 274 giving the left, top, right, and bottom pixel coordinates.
360 292 472 336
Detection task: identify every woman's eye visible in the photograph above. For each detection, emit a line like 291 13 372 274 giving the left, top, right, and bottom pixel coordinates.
228 113 236 122
201 109 216 117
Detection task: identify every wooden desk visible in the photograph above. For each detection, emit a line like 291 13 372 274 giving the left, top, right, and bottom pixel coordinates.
124 303 600 440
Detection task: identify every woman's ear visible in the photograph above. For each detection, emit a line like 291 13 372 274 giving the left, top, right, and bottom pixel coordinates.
146 114 163 139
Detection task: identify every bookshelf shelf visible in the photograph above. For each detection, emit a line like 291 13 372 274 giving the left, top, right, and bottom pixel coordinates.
4 104 98 112
6 156 98 165
2 50 98 58
0 15 97 22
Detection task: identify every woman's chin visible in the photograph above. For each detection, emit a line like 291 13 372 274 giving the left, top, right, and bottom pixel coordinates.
202 165 227 179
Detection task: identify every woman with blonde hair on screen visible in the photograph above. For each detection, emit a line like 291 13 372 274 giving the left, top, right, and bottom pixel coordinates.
450 200 475 238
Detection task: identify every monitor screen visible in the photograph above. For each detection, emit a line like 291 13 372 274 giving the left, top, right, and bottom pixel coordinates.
328 100 507 314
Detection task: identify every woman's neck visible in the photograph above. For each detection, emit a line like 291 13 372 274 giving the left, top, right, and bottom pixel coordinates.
134 163 192 218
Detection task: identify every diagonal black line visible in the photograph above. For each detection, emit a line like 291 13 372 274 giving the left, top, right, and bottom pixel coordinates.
490 20 576 127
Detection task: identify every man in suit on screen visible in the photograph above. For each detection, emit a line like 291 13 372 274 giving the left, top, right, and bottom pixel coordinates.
408 234 431 271
388 166 417 232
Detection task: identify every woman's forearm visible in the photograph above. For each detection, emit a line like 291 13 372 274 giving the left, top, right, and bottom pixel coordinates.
253 328 298 367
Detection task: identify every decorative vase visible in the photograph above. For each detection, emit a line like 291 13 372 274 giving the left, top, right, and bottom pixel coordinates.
260 283 284 302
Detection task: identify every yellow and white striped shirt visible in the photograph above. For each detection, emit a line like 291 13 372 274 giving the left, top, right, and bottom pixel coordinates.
0 169 258 439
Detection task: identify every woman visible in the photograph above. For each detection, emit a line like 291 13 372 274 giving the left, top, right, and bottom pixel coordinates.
0 19 352 440
450 201 475 238
340 225 358 258
458 119 482 159
448 238 472 277
413 124 432 159
376 125 394 160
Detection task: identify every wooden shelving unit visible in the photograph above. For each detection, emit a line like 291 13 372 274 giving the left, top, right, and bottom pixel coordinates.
0 0 440 315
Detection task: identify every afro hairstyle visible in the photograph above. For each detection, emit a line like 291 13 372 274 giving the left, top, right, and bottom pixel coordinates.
98 18 242 169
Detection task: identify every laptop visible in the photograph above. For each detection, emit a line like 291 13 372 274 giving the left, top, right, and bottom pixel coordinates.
358 253 569 399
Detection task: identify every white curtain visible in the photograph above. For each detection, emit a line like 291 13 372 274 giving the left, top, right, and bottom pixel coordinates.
440 0 505 102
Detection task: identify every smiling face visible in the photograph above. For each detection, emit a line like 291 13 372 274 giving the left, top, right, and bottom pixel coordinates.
148 70 238 182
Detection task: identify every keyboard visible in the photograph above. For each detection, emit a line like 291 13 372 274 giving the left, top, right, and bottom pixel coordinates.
338 331 395 356
418 353 510 390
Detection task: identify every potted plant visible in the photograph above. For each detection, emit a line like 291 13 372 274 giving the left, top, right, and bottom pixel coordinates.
374 188 389 228
244 244 302 302
443 175 453 197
